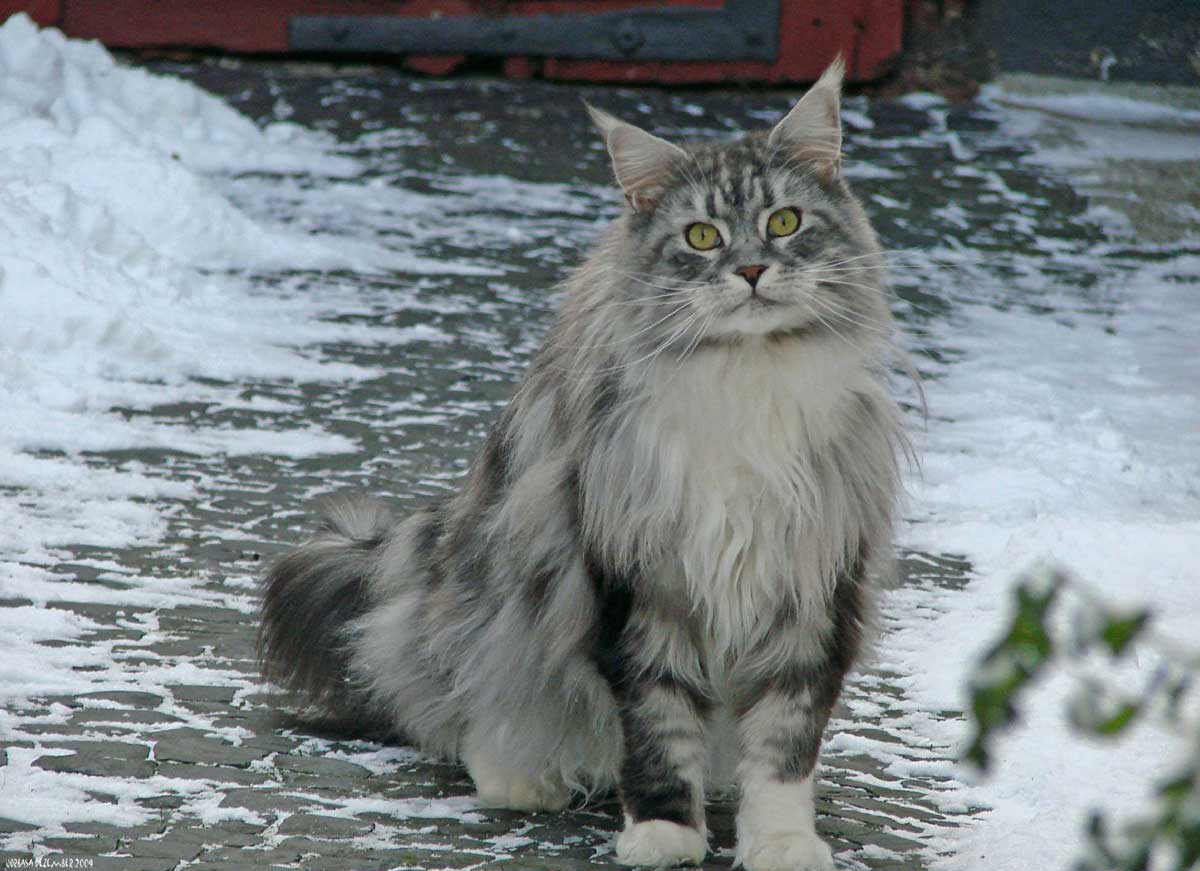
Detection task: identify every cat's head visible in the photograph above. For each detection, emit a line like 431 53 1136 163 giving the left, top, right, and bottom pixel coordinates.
587 59 888 349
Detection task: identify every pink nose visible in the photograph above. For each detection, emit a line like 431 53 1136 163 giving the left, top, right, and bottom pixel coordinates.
735 264 767 288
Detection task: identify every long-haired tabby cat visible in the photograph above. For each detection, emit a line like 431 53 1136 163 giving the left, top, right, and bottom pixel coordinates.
261 60 905 870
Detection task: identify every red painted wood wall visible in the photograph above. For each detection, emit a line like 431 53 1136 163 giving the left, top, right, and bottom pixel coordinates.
0 0 903 83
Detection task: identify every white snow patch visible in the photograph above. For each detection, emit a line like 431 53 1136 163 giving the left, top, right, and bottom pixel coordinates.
0 16 356 178
985 86 1200 168
985 85 1200 128
0 746 217 851
282 791 486 824
0 15 449 585
322 743 428 774
883 102 1200 870
899 92 948 111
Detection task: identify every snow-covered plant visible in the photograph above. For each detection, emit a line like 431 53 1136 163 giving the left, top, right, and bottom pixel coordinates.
966 568 1200 871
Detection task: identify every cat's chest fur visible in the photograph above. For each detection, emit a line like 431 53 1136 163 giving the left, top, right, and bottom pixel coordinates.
636 338 873 651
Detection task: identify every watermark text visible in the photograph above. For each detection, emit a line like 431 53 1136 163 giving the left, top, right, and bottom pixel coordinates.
6 858 94 869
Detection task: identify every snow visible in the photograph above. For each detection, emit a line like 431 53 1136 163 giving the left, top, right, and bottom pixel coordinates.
0 13 448 587
985 81 1200 167
898 92 948 111
0 746 216 847
287 792 487 824
985 83 1200 128
879 92 1200 870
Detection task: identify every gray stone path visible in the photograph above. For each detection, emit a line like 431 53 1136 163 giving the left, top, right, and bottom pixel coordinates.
1 550 971 869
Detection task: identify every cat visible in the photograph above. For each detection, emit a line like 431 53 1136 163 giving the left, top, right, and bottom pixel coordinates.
259 58 906 871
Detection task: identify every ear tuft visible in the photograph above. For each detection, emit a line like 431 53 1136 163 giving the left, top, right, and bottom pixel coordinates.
584 102 622 139
767 56 845 183
585 102 687 211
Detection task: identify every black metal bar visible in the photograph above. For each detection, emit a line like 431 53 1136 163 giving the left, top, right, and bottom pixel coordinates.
289 0 779 62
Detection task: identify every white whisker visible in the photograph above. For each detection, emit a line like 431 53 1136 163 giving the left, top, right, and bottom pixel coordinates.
583 302 692 351
808 304 872 359
807 295 891 337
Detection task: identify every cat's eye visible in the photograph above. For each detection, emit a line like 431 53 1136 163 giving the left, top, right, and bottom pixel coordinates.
767 207 802 238
685 222 723 251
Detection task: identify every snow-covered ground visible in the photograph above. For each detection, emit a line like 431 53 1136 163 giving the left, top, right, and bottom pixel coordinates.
885 107 1200 867
1 13 412 574
1 13 1198 870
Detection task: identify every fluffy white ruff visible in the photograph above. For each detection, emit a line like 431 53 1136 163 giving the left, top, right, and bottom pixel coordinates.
463 737 569 812
616 818 708 867
735 776 834 871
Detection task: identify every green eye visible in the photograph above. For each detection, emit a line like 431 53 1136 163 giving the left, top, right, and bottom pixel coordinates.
685 222 722 251
767 207 801 237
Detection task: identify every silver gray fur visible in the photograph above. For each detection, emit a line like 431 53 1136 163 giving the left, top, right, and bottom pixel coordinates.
261 60 908 869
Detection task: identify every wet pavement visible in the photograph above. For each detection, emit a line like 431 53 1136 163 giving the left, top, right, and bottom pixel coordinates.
3 60 1196 870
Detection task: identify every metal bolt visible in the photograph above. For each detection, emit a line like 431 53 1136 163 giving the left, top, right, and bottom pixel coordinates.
612 18 644 56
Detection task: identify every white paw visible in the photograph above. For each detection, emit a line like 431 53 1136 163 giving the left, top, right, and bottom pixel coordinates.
615 819 707 867
736 832 834 871
470 766 569 811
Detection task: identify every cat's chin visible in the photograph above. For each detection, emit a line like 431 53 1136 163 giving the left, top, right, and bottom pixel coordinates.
709 308 822 342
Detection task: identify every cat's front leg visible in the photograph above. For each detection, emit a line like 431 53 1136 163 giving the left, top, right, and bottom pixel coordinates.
732 570 866 871
595 593 710 867
613 673 709 867
733 688 835 871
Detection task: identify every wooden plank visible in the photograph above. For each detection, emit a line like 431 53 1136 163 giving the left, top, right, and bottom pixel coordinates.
37 0 901 82
539 0 903 82
60 0 428 53
0 0 62 26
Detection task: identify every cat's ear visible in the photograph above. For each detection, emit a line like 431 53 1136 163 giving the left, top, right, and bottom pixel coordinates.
586 103 687 212
767 56 844 184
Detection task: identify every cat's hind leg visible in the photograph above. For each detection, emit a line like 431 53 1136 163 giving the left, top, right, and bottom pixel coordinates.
461 722 570 812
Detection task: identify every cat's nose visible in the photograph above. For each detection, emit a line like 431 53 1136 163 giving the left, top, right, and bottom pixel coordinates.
734 264 767 289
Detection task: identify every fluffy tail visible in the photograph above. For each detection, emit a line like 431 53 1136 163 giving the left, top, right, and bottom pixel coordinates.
258 496 393 723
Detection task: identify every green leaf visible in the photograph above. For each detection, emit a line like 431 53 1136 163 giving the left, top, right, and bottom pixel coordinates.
1094 702 1140 736
1008 580 1060 661
963 573 1064 770
1174 820 1200 871
1165 673 1193 722
1083 811 1118 867
1068 681 1142 738
1100 611 1150 656
1158 768 1196 804
963 732 991 770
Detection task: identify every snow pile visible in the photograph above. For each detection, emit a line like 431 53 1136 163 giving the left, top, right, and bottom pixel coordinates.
896 260 1200 870
0 13 369 269
0 13 388 426
883 99 1200 870
0 13 356 176
984 80 1200 169
0 14 415 574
